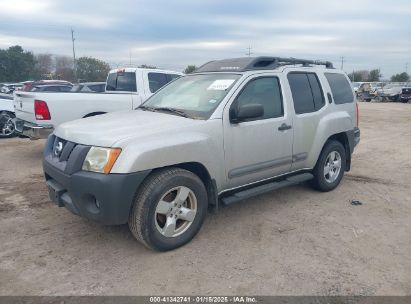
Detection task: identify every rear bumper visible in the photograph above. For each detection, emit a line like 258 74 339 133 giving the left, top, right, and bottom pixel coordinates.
14 118 53 139
43 158 150 225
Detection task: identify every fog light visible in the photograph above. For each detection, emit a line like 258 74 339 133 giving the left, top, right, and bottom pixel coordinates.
95 199 101 209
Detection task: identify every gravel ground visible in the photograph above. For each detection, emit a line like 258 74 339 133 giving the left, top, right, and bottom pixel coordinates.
0 102 410 296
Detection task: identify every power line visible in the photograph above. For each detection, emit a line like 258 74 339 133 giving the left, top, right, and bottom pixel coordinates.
246 45 253 57
71 28 77 81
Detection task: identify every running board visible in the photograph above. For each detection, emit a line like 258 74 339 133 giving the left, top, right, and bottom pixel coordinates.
221 173 313 206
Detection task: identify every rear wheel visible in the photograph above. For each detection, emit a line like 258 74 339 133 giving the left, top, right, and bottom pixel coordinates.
129 168 208 251
0 111 16 138
311 140 346 192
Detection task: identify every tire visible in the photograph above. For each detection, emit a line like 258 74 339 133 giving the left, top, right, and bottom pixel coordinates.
129 168 208 251
311 140 346 192
0 111 16 138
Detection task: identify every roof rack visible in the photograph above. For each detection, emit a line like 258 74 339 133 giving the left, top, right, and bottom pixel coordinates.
195 56 334 73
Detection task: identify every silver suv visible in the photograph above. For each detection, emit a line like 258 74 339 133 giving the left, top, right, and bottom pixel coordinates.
43 57 360 251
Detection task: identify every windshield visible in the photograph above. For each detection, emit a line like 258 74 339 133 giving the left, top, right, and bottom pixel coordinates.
141 73 241 119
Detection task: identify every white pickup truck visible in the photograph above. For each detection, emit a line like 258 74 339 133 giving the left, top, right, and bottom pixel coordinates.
14 68 183 139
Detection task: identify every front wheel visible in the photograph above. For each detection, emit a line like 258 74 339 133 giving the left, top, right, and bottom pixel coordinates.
129 168 208 251
311 140 346 192
0 111 16 138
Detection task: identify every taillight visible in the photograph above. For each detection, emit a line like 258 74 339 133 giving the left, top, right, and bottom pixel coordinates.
356 102 359 128
34 100 51 120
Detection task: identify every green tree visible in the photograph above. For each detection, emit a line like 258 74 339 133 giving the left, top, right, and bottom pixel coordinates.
33 53 53 79
138 64 157 69
55 55 74 81
0 45 36 82
391 72 409 82
368 69 381 82
348 70 369 82
76 56 111 82
183 65 197 74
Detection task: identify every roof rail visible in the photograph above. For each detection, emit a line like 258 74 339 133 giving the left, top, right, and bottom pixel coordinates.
195 56 334 73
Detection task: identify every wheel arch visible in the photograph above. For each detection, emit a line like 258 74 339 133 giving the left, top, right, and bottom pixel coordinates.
83 111 106 118
0 110 15 117
325 132 352 171
148 162 218 208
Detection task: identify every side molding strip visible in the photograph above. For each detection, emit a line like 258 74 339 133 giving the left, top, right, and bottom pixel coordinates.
228 153 309 179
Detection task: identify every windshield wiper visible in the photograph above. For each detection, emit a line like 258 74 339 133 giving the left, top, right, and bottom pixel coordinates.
138 105 192 118
155 107 192 118
138 105 157 112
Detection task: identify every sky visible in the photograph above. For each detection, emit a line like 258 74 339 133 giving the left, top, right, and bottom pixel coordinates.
0 0 410 78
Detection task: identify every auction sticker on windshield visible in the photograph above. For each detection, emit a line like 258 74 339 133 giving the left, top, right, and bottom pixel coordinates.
207 79 235 90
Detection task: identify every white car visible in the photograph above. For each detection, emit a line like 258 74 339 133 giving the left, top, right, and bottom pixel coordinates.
0 94 16 138
14 68 183 139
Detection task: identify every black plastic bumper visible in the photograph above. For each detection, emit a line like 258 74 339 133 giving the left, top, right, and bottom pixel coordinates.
43 159 150 225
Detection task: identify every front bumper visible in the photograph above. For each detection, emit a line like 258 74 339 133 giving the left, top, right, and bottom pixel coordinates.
14 118 53 140
43 135 151 225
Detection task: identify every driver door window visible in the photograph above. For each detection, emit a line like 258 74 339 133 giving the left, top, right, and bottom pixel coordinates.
234 77 283 120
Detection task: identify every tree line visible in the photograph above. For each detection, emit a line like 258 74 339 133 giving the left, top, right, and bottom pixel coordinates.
3 45 407 83
348 69 409 82
0 45 111 83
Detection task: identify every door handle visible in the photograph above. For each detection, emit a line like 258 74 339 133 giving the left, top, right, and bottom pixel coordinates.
278 123 292 131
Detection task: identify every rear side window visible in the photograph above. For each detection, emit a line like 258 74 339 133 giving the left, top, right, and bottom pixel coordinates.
307 74 325 110
88 84 105 92
106 72 137 92
148 73 169 93
324 73 354 104
287 72 325 114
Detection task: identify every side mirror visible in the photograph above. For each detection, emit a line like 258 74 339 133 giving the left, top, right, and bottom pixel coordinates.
230 103 264 123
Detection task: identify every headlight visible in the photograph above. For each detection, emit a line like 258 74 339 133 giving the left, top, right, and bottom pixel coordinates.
82 147 122 174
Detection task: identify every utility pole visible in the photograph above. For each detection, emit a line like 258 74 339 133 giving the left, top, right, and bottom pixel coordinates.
406 62 408 74
71 28 77 81
340 56 345 70
246 45 253 57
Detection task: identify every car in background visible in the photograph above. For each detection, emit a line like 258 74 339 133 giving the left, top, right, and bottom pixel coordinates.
22 80 73 92
376 84 402 102
31 84 73 92
357 82 384 102
14 68 183 139
351 82 363 95
399 87 411 103
70 82 106 93
0 93 16 138
0 83 23 94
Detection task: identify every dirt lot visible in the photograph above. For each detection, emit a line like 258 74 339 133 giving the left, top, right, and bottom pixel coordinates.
0 102 410 296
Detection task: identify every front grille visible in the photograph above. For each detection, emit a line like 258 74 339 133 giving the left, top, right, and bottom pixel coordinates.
45 135 91 175
52 136 76 162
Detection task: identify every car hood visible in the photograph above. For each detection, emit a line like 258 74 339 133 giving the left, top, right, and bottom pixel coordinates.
54 110 204 147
